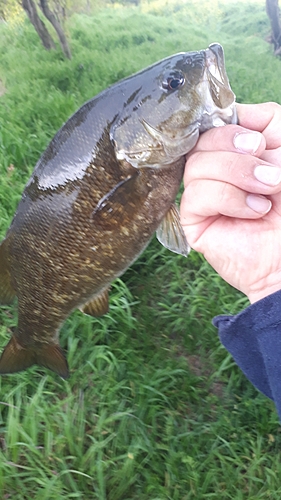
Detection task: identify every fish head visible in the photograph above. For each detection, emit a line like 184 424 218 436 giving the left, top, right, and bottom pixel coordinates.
112 43 236 168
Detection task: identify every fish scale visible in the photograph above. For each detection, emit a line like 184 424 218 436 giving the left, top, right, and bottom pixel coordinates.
0 44 237 378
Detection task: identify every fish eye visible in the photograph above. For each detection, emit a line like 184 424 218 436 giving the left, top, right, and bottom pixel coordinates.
162 72 185 91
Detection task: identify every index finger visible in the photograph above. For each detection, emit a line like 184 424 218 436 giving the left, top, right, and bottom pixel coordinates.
237 102 281 150
189 123 266 157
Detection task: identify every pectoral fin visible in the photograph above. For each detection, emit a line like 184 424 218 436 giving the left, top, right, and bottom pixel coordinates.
156 204 190 257
0 239 16 304
0 336 69 378
80 288 109 317
92 173 149 230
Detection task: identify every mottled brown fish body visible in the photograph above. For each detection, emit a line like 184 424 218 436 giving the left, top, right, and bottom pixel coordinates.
0 44 237 377
6 157 184 342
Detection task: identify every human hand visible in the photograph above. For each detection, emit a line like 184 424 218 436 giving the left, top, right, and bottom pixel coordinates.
180 102 281 303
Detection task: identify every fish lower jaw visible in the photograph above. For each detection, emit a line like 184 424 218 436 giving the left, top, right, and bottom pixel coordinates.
199 104 237 132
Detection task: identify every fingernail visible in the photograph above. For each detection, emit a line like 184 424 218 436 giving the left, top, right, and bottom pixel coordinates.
234 132 262 154
246 194 272 214
254 164 281 186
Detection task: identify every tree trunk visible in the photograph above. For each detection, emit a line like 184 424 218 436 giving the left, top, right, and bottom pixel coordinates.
39 0 71 59
266 0 281 55
21 0 55 50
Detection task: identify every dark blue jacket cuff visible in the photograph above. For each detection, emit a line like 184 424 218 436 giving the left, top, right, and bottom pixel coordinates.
213 289 281 412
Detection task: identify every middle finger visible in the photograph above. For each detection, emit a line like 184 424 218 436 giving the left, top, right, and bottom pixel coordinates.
184 151 281 196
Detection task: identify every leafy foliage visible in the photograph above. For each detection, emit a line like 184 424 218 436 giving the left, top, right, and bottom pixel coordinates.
0 0 281 498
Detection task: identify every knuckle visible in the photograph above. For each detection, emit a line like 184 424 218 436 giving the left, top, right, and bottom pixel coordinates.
184 179 205 208
267 101 281 114
184 178 200 198
265 102 281 125
218 181 230 204
228 153 255 185
184 151 203 183
186 150 202 167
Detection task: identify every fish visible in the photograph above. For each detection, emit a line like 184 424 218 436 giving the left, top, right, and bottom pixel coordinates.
0 43 236 378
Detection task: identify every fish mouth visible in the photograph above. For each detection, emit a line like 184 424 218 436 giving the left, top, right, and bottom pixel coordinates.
205 44 226 86
204 43 235 111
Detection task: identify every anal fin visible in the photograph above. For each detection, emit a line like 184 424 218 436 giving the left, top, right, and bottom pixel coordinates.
0 336 69 379
0 239 16 304
156 203 190 257
80 288 109 317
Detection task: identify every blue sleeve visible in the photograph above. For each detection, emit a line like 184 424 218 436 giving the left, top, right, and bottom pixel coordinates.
213 289 281 419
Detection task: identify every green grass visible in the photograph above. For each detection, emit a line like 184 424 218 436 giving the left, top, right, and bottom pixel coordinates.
0 0 281 497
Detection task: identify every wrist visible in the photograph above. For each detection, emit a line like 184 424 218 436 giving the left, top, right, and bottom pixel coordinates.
247 278 281 304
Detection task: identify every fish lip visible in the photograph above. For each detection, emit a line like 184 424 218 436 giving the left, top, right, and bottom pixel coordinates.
205 43 226 86
202 43 236 114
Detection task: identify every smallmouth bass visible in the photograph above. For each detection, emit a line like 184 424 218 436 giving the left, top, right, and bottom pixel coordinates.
0 43 236 378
